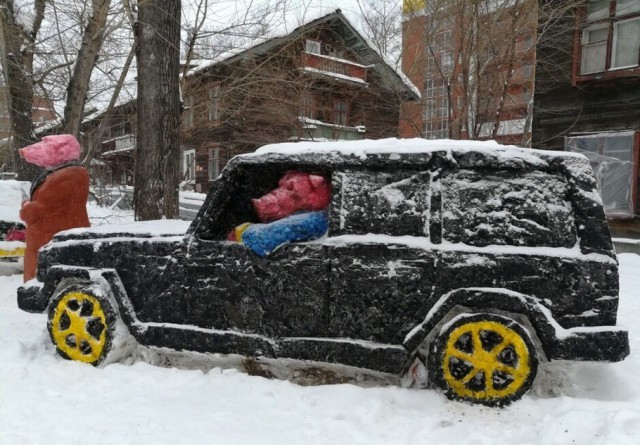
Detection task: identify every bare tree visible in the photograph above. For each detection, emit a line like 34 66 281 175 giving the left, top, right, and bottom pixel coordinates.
355 0 403 67
0 0 46 179
133 0 181 220
62 0 112 136
400 0 583 146
0 0 129 180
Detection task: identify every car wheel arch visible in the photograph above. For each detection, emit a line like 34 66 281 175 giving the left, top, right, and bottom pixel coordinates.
43 266 141 337
403 288 563 366
46 268 138 366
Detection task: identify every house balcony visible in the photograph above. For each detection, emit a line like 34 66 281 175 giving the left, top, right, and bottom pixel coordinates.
300 52 370 86
296 116 365 141
101 134 136 157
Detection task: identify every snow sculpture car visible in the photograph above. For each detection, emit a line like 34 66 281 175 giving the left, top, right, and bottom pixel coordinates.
17 139 629 406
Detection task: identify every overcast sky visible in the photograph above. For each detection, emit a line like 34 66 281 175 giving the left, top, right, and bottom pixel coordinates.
180 0 401 35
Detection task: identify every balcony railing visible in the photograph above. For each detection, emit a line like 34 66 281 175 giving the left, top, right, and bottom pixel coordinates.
297 116 365 141
300 52 369 84
102 134 136 156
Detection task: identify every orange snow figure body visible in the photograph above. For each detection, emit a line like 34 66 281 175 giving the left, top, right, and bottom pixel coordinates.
19 135 90 282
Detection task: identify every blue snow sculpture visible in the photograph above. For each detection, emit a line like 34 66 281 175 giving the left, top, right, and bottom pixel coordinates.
242 211 328 257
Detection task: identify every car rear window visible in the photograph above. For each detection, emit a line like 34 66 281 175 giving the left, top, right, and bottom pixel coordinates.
441 169 577 247
330 169 431 237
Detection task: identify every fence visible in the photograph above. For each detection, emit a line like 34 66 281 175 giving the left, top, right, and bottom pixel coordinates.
91 187 206 221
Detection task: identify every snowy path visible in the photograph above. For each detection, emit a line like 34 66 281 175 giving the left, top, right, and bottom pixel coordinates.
1 254 639 445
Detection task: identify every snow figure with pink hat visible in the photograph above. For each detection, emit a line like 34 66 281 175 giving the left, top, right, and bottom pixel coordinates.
19 135 90 281
228 171 331 256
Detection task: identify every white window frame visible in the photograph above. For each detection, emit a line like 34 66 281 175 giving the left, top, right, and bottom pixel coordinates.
301 92 315 119
208 147 220 181
611 16 640 69
183 96 194 128
208 85 221 122
305 39 321 54
183 149 195 182
580 1 640 74
616 0 640 15
588 0 611 21
334 99 348 126
580 24 610 74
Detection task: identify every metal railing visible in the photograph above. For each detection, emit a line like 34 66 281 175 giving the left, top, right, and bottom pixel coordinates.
91 186 205 221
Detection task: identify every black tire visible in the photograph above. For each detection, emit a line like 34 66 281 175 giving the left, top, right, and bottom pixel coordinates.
428 312 538 407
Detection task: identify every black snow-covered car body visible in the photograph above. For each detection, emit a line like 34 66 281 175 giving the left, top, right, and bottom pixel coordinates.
17 140 629 406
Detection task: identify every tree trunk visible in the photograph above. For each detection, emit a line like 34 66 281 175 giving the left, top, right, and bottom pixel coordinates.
133 0 181 220
62 0 112 137
0 0 46 180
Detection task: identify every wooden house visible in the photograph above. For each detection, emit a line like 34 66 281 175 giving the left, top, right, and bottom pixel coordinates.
533 0 640 233
180 9 419 193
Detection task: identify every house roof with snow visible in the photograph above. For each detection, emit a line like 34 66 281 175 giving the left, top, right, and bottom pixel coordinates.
186 9 420 101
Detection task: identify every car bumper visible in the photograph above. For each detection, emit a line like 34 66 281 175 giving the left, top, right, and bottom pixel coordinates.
549 328 629 362
17 280 47 313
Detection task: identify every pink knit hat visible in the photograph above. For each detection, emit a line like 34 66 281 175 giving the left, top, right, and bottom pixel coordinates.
19 134 81 168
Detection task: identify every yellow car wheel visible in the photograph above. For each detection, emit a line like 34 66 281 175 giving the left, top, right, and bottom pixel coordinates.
429 313 538 406
47 286 116 365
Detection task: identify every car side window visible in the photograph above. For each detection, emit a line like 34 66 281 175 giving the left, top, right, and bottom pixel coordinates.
196 168 278 241
330 169 431 237
441 169 577 247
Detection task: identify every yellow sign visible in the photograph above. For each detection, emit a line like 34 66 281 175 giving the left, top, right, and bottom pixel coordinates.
0 246 25 258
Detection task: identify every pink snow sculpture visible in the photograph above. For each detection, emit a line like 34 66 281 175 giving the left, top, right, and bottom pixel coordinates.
19 134 82 169
5 227 26 242
252 171 331 222
19 134 90 281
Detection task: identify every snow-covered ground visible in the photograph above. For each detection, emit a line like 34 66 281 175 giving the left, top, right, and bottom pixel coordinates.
0 254 638 444
0 180 29 224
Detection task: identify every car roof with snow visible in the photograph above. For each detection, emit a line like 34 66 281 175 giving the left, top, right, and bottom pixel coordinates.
227 138 595 185
250 138 585 160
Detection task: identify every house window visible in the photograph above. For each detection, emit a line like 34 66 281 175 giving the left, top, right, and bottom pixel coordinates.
183 149 195 182
208 85 221 121
612 17 640 68
334 99 348 126
183 96 194 128
326 44 344 59
301 92 315 120
208 147 220 181
424 30 451 139
565 131 638 217
580 0 640 74
306 39 321 54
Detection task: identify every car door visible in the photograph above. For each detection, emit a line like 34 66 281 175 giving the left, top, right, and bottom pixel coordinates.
327 167 437 346
177 164 330 341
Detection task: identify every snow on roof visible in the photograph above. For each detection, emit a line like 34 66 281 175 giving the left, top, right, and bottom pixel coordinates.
351 26 420 99
251 137 586 163
34 118 63 136
81 99 136 124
